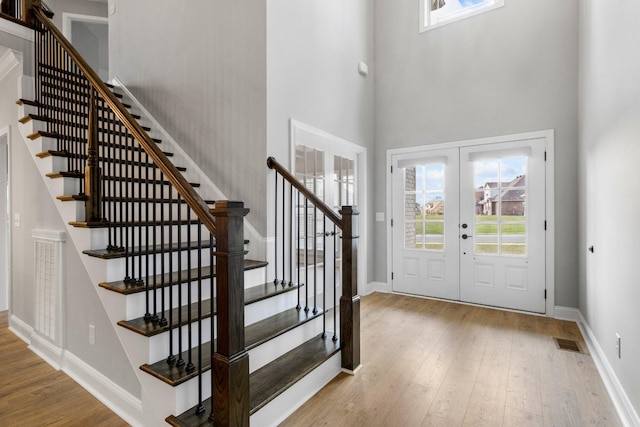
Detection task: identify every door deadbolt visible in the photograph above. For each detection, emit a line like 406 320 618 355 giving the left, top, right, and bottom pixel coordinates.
461 234 472 239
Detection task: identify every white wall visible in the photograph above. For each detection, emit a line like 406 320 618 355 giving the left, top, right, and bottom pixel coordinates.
0 38 140 396
109 0 268 235
374 0 580 306
266 0 375 283
579 0 640 417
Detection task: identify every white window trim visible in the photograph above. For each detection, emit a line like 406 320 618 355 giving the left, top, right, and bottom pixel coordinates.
420 0 505 33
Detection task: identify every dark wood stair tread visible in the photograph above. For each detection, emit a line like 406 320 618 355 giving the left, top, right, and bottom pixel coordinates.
46 172 200 187
19 113 152 132
57 195 211 204
82 239 216 258
17 98 142 120
117 279 295 338
140 307 322 386
100 260 266 295
166 334 340 426
27 129 162 144
35 149 183 171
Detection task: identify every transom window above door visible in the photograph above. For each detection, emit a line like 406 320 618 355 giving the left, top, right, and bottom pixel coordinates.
420 0 505 32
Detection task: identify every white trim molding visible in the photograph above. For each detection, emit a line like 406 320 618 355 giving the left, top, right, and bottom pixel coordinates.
577 312 640 427
7 314 144 426
61 12 108 42
0 19 34 41
0 48 20 81
289 119 369 296
63 352 144 427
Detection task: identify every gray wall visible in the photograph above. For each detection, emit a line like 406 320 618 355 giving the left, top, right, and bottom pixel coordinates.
109 0 268 234
266 0 375 283
0 40 139 396
579 0 640 416
44 0 107 29
0 132 7 311
374 0 580 306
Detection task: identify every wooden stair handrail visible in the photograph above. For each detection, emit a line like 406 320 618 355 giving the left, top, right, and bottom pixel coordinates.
266 156 342 227
32 7 216 234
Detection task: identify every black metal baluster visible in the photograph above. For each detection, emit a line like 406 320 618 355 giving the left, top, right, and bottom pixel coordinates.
167 194 176 364
322 216 327 338
137 140 144 287
151 161 159 323
304 198 309 313
313 206 318 315
186 207 195 372
273 171 278 284
176 194 185 368
195 220 205 415
296 189 301 310
159 168 168 328
208 232 215 420
143 145 151 320
333 223 338 342
281 174 286 286
289 182 293 286
123 120 131 282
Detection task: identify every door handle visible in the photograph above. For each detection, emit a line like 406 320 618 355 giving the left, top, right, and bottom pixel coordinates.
461 234 472 239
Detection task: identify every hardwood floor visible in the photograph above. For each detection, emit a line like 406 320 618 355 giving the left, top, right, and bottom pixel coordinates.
281 292 621 427
0 311 128 426
1 292 622 427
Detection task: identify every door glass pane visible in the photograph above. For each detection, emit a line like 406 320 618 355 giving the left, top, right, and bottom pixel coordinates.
403 163 445 251
295 145 326 266
473 155 527 256
333 155 355 209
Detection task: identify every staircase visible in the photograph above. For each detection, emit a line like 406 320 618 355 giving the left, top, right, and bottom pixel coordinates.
6 3 360 426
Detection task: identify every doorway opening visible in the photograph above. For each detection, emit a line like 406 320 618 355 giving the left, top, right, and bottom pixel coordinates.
62 13 109 81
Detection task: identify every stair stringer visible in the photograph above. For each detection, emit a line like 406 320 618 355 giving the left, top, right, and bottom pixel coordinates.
111 77 268 266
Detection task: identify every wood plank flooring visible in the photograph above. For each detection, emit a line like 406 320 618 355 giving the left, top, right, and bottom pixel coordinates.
0 311 128 427
1 292 622 427
280 292 621 427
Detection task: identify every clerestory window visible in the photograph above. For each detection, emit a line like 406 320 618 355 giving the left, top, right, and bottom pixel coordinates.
420 0 505 32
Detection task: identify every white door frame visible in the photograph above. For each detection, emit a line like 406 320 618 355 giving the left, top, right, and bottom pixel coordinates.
0 125 12 312
62 13 108 42
290 119 368 296
386 130 555 316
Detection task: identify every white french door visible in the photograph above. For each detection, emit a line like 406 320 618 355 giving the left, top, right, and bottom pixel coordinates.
391 148 460 300
391 137 547 313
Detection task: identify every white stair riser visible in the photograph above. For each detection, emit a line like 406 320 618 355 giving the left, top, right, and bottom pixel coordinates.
124 279 215 321
100 248 214 283
64 200 209 226
245 290 299 325
147 317 214 363
248 315 325 373
18 103 38 117
143 286 294 363
166 316 328 414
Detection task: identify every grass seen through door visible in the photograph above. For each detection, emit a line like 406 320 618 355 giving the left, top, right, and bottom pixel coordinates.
412 215 526 254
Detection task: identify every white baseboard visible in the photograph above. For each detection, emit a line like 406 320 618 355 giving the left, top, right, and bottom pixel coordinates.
553 305 582 322
576 312 640 427
8 314 144 426
30 332 64 370
366 281 391 294
9 314 32 344
63 352 144 427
